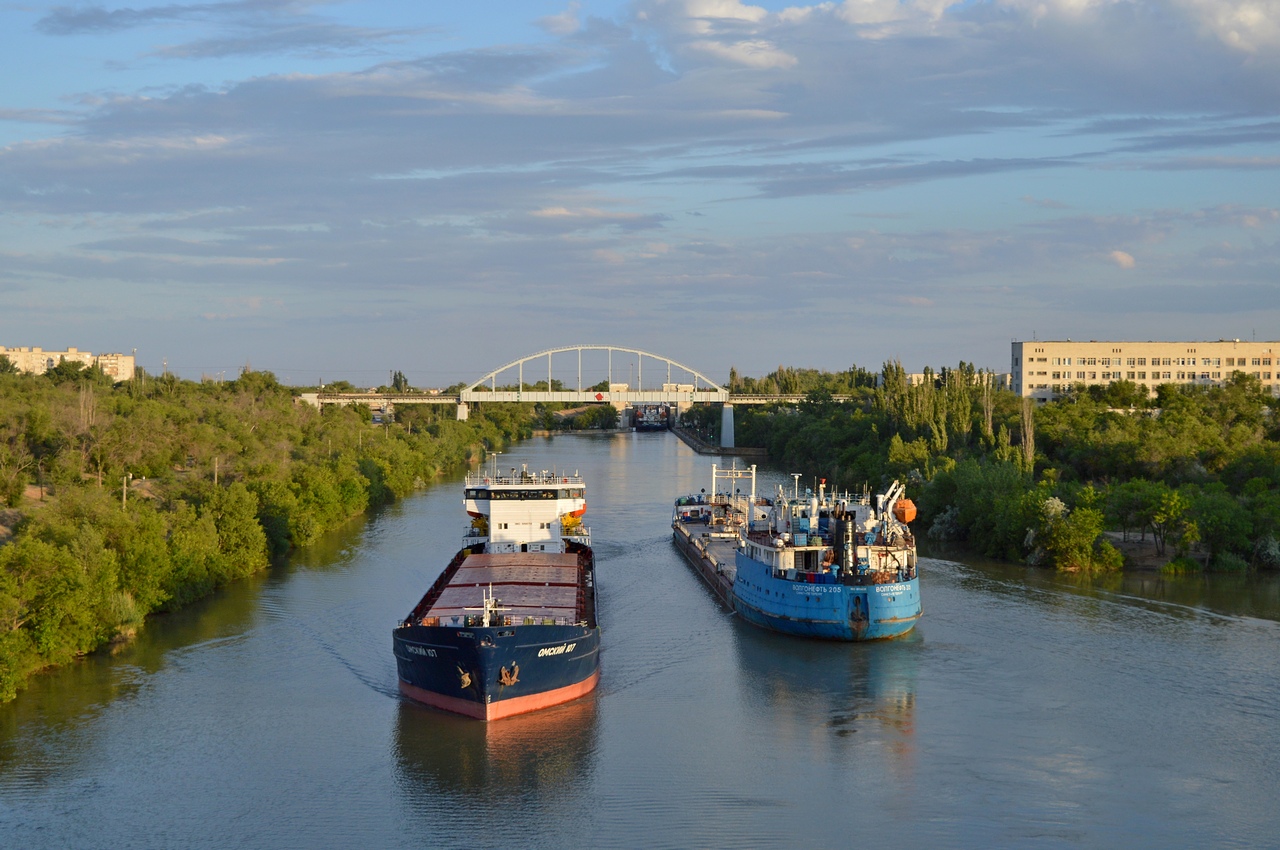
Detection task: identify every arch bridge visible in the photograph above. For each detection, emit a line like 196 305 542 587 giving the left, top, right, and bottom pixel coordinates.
303 345 752 445
459 345 727 404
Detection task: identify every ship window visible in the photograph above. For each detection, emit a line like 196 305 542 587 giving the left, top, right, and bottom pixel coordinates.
488 489 558 500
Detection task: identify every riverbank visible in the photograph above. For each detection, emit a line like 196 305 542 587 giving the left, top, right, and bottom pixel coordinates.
671 425 768 458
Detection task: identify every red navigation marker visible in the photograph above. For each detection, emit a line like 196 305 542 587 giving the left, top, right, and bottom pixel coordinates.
595 392 604 401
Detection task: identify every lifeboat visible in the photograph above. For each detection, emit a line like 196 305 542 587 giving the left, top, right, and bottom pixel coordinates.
893 499 917 524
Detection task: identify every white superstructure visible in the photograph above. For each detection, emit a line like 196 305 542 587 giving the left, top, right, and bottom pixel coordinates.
462 463 590 553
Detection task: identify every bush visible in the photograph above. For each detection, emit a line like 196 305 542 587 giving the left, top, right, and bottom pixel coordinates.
1162 556 1201 575
1209 552 1250 573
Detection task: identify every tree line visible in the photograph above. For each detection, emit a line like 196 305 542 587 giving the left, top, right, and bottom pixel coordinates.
0 361 533 701
700 364 1280 576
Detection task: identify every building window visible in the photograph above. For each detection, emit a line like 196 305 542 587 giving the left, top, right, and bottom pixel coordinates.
1064 357 1073 366
1264 372 1273 380
1052 372 1061 379
1138 372 1146 379
1253 358 1262 366
1227 358 1235 366
1077 371 1085 379
1137 357 1146 366
1212 372 1221 379
1089 372 1097 380
1177 371 1186 380
1126 358 1134 366
1265 358 1273 366
1052 358 1061 366
1127 371 1136 379
1213 358 1221 367
1086 357 1097 366
1162 358 1171 366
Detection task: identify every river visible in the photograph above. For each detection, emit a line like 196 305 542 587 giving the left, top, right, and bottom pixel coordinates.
2 433 1278 848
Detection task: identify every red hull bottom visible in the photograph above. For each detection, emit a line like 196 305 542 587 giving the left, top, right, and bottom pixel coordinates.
399 668 601 721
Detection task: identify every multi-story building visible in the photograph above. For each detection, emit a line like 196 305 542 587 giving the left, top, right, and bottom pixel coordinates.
0 346 136 382
1012 339 1279 401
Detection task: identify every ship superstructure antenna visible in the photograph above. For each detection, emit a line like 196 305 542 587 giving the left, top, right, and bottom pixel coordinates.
792 474 802 500
463 584 511 628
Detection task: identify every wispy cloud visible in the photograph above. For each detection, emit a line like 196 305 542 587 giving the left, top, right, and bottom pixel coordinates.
5 0 1280 377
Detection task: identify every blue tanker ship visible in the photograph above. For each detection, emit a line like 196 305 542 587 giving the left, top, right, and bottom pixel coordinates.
673 465 921 641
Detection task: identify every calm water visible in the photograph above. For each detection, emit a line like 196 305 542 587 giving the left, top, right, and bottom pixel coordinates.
2 433 1278 849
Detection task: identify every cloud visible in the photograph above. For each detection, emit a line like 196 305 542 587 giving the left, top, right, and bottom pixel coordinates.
37 1 420 59
8 0 1280 379
1021 195 1069 209
687 38 797 68
1109 249 1136 268
538 2 582 36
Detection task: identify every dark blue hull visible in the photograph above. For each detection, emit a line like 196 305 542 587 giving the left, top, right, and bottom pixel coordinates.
394 623 600 720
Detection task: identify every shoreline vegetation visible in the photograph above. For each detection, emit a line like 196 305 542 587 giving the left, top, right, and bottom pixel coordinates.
681 363 1280 578
3 356 1276 701
0 364 547 702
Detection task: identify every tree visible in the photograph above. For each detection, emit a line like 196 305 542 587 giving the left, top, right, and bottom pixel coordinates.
1188 484 1251 569
1019 397 1036 472
1148 485 1199 558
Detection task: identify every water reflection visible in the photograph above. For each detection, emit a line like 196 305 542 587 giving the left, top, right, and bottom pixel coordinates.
392 694 600 796
0 572 267 784
731 622 919 760
924 542 1280 624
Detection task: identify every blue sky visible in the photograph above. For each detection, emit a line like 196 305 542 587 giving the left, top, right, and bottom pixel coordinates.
2 0 1277 386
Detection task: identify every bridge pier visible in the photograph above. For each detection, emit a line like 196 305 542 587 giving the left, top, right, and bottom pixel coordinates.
456 402 468 421
720 403 735 449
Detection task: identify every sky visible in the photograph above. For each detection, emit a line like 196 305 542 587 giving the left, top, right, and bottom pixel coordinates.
1 0 1278 388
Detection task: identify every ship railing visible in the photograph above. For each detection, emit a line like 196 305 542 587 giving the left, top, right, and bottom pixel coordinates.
465 471 585 487
401 548 471 626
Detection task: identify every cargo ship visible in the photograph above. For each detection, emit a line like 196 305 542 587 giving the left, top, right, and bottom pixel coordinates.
634 403 670 431
394 464 600 720
673 464 921 640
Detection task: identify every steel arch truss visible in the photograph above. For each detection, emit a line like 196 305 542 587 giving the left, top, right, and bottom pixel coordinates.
459 345 728 404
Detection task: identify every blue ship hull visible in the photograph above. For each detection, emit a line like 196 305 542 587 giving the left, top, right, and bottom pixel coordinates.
732 549 921 641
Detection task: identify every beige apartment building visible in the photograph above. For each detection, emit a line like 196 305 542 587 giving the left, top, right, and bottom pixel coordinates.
0 346 136 382
1012 340 1279 401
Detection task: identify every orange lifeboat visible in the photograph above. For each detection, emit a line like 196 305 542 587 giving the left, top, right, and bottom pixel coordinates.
893 499 917 524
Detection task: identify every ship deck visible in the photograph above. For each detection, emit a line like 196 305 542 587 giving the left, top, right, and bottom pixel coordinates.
672 519 740 606
424 551 584 624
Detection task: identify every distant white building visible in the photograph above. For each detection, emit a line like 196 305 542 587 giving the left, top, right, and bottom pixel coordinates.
0 346 136 382
1012 339 1279 401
